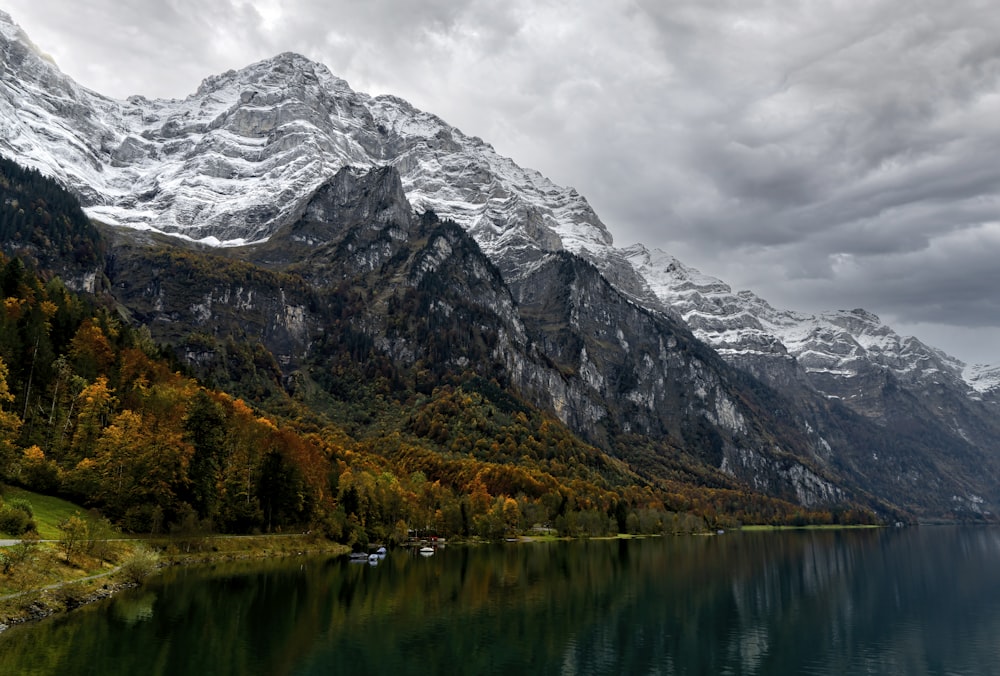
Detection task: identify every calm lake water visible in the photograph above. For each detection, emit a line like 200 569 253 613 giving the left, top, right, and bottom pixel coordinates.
2 528 1000 675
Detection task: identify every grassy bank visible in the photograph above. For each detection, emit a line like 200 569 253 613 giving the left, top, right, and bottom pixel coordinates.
2 486 83 540
739 524 883 531
0 487 348 630
1 533 348 630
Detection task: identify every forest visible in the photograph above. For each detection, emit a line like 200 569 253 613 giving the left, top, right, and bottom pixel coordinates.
0 154 874 545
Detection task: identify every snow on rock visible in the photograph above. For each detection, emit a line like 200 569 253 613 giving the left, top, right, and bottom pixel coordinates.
1 9 994 398
964 364 1000 394
1 11 615 267
622 244 985 394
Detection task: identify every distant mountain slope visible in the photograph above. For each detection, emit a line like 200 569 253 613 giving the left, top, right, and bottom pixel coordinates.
623 245 969 394
624 245 1000 514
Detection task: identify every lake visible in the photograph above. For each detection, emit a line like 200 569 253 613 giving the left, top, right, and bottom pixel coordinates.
2 527 999 675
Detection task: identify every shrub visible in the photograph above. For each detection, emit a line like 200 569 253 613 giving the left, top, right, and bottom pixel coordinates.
7 532 40 568
0 503 35 535
6 496 33 518
21 458 61 492
51 582 87 609
85 512 116 562
119 545 161 585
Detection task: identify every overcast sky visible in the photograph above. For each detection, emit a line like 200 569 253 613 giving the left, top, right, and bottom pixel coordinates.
6 0 1000 365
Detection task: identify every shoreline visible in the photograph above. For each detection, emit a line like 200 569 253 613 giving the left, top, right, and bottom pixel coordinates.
0 535 349 634
2 526 888 633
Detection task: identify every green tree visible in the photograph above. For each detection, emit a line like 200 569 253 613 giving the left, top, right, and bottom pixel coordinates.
257 449 309 532
58 513 88 565
183 390 227 520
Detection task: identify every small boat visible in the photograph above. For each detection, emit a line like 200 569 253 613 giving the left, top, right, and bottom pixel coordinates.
376 546 387 558
418 546 435 557
367 553 379 565
348 552 369 563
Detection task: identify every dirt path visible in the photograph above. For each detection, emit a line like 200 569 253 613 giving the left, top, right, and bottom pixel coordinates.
0 566 123 602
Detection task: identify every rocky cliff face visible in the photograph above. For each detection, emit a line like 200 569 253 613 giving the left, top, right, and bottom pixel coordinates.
101 164 869 512
4 10 981 375
623 245 1000 516
2 10 999 520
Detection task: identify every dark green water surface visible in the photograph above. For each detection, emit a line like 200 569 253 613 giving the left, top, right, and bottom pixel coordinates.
3 527 1000 675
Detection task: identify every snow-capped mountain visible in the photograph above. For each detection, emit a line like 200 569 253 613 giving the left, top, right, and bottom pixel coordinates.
6 10 1000 520
965 364 1000 397
0 10 993 402
623 245 975 396
1 11 613 260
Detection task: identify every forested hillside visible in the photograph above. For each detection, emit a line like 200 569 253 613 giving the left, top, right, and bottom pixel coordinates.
0 155 104 270
0 155 876 543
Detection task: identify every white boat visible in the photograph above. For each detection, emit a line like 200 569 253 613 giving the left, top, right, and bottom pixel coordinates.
418 546 435 556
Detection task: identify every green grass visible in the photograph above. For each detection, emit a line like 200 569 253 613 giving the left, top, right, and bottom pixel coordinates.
739 524 882 532
2 485 87 539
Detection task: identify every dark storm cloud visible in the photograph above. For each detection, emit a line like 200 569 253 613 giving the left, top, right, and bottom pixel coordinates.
5 0 1000 363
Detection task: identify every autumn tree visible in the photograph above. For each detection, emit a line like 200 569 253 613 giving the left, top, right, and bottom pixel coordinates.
215 399 266 532
58 513 87 565
68 318 115 380
68 376 116 462
0 356 22 478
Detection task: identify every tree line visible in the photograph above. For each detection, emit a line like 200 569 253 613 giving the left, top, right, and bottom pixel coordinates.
0 155 876 544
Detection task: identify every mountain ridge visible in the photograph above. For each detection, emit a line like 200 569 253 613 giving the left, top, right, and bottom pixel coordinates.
1 11 988 387
2 10 999 522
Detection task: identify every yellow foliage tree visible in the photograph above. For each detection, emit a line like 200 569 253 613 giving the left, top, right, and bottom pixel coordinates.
69 376 116 461
0 357 23 478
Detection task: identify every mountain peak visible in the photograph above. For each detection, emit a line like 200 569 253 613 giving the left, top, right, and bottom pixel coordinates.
0 10 59 70
4 11 1000 522
2 10 624 264
194 50 351 99
1 10 993 387
0 8 15 31
0 8 23 39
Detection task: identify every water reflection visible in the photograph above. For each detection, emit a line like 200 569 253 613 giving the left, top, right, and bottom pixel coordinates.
2 529 1000 675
